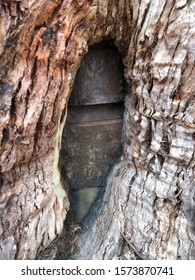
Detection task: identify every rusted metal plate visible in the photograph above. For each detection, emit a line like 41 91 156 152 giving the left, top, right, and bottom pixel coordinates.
69 48 125 105
67 103 124 123
61 104 123 189
60 44 125 221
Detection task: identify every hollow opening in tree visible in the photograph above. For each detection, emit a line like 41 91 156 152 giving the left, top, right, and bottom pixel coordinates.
60 39 126 223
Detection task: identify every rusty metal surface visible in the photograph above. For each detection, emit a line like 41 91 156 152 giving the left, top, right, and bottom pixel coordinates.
67 103 124 123
69 48 125 105
60 44 125 221
61 104 123 189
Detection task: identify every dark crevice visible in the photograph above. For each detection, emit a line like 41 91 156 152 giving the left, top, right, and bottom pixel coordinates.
32 106 45 157
157 153 165 167
160 134 170 155
10 80 22 125
41 28 52 47
2 127 10 146
4 33 20 48
145 118 152 149
10 98 17 124
30 58 38 91
182 95 195 113
47 0 64 26
65 29 75 48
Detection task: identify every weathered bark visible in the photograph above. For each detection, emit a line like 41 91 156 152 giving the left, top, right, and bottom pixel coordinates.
0 0 195 260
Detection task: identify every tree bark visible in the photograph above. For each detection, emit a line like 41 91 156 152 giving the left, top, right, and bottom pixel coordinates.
0 0 195 260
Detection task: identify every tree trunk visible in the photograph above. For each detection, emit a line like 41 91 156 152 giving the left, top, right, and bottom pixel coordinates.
0 0 195 260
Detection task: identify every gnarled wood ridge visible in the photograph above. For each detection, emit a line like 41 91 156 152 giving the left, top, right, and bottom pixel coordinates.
0 0 195 260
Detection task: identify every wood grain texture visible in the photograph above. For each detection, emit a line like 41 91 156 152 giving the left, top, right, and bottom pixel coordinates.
0 0 194 259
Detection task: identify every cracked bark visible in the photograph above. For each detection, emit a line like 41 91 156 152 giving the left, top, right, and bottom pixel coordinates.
0 0 195 259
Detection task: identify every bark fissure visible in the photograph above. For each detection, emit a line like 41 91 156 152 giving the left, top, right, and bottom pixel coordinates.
0 0 195 260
